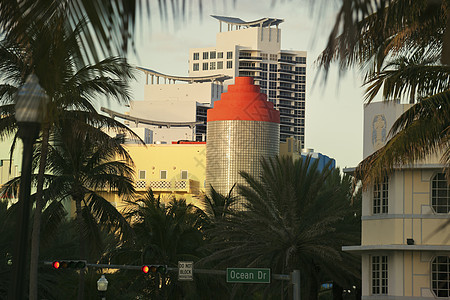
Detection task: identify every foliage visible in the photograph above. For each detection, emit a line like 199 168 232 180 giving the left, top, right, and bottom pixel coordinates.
203 156 361 299
318 0 450 185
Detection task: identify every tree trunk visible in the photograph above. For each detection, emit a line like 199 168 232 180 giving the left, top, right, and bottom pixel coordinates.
75 196 86 300
29 123 50 300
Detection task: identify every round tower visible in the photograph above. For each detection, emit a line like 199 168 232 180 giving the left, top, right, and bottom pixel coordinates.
206 77 280 207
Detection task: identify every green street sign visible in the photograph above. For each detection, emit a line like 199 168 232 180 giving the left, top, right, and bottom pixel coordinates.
226 268 271 283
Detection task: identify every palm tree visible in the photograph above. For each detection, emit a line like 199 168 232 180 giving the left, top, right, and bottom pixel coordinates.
103 189 207 299
0 11 142 299
0 0 192 62
203 156 361 299
317 0 450 185
41 120 136 299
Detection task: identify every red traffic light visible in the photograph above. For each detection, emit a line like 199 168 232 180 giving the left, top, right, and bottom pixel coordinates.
52 261 60 269
141 265 167 274
49 260 86 270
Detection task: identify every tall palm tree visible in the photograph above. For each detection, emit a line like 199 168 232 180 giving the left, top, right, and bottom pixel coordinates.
203 156 361 299
41 120 136 299
0 11 142 299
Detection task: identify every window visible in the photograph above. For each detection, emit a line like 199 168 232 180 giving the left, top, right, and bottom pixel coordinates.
261 63 267 71
210 62 216 70
210 51 216 59
227 61 233 69
217 61 223 69
269 82 277 89
261 53 268 60
270 54 277 61
181 170 188 180
269 64 277 72
193 63 199 71
269 73 277 80
217 52 223 59
372 255 388 295
203 52 209 59
373 177 388 214
193 52 199 60
227 51 233 59
160 170 167 180
138 170 146 180
432 256 450 298
431 173 450 213
295 56 306 64
202 62 208 70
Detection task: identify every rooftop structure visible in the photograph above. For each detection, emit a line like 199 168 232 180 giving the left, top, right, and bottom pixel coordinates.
189 15 306 146
206 77 279 208
124 68 231 143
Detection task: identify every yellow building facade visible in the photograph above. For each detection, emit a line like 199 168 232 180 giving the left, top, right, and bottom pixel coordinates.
103 142 207 211
344 102 450 299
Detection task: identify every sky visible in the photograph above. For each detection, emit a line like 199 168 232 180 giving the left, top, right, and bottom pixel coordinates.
113 0 368 169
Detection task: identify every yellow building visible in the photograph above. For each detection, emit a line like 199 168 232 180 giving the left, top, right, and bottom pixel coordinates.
104 142 207 211
344 102 450 299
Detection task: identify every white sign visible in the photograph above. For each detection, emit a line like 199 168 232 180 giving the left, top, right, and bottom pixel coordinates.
178 261 193 281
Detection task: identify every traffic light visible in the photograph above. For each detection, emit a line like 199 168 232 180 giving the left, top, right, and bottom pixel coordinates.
141 265 167 274
51 260 87 270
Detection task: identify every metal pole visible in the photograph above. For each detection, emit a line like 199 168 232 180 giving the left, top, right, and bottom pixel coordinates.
292 270 300 300
9 123 40 300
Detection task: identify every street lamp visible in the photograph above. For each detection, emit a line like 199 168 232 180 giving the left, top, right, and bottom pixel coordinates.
8 74 47 300
97 275 108 300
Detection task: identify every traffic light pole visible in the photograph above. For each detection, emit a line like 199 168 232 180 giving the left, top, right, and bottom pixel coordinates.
44 262 300 299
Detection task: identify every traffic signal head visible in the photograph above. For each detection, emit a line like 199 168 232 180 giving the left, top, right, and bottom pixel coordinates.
51 260 86 270
141 265 167 275
52 261 60 269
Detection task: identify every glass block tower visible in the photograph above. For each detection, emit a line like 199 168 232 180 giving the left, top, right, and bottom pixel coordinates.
206 77 279 208
189 16 306 146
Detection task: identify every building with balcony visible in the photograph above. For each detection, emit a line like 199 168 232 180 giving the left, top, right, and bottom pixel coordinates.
189 16 307 146
102 142 207 210
115 68 230 143
344 102 450 299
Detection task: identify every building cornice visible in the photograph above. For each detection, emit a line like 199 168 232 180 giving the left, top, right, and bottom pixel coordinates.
343 244 450 253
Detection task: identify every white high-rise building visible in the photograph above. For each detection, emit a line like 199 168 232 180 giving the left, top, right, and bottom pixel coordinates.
189 16 307 145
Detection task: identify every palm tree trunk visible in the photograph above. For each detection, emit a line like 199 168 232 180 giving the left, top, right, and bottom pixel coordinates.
29 122 50 300
75 196 86 300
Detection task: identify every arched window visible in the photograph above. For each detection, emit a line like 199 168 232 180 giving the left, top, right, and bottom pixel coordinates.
432 256 450 297
431 173 450 214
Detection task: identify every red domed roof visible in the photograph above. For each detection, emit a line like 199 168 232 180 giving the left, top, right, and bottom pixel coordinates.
207 77 280 123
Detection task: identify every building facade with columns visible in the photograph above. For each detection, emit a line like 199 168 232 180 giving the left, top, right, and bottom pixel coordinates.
344 102 450 299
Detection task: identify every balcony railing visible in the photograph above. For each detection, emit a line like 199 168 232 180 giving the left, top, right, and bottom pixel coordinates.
135 179 200 194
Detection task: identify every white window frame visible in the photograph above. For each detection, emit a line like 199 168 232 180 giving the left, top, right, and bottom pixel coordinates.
160 170 167 180
371 255 388 295
373 176 389 214
431 255 450 298
181 170 188 180
431 173 450 214
193 52 199 60
138 170 146 180
226 61 232 69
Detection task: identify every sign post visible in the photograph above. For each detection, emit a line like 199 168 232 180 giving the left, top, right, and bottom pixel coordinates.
178 261 193 281
226 268 271 284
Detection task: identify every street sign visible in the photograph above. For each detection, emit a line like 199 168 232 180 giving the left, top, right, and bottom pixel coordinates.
226 268 271 283
178 261 193 281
